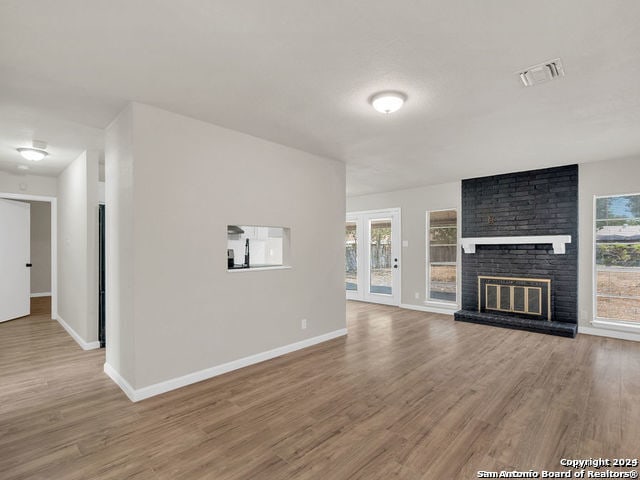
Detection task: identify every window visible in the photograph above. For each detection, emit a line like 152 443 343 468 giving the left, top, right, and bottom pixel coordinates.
427 209 458 303
595 194 640 323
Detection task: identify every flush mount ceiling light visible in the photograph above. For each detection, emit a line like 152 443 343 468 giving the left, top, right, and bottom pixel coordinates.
17 140 49 161
17 148 48 161
370 91 407 114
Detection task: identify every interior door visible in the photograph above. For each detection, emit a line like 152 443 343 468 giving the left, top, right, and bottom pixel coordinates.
345 209 401 306
0 199 31 322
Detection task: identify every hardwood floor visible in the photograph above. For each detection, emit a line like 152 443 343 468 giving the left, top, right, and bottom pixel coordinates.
1 300 639 479
28 296 51 316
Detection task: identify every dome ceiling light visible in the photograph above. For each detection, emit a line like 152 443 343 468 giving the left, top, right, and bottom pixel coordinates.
17 140 49 161
370 91 407 114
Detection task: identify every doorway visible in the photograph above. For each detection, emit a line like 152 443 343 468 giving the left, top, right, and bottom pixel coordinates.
345 208 401 306
0 193 57 321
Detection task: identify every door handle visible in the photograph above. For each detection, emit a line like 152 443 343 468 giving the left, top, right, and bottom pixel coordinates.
393 264 398 269
26 263 32 267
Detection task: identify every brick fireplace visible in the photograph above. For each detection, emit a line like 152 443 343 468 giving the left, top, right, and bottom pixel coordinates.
454 165 578 337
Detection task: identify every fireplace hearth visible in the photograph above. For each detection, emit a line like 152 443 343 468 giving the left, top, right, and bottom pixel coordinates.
454 309 577 337
454 165 578 338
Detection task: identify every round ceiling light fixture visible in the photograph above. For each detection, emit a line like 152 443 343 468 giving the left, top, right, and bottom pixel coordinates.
370 91 407 114
17 148 48 161
17 140 49 161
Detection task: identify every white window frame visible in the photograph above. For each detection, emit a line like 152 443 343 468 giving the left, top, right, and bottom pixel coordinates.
592 192 640 332
425 208 460 307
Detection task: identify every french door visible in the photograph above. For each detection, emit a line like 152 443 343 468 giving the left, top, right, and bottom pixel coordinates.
345 209 401 306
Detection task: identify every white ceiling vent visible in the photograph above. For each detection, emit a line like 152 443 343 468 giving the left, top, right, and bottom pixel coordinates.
518 59 564 87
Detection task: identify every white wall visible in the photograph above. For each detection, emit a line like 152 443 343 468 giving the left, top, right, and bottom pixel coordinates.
57 151 99 345
579 156 640 335
0 171 57 197
98 181 105 204
104 105 136 381
27 201 51 294
105 103 346 394
347 181 460 310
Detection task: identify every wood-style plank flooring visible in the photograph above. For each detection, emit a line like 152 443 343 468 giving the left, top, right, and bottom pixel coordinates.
1 299 639 479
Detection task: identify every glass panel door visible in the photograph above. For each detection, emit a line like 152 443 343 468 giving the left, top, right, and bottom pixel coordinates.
369 219 392 295
345 221 358 292
345 214 363 300
363 210 401 305
346 209 401 305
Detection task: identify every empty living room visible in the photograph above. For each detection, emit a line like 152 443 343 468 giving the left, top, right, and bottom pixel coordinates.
1 1 640 479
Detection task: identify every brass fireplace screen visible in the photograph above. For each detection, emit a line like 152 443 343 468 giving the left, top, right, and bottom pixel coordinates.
478 276 551 321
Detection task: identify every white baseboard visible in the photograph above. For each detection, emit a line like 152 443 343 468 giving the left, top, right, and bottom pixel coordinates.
580 326 640 342
103 363 137 402
30 292 52 298
56 314 101 350
400 303 456 316
105 328 348 402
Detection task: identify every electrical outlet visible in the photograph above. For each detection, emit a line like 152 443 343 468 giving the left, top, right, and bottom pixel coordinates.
414 292 420 300
301 318 307 330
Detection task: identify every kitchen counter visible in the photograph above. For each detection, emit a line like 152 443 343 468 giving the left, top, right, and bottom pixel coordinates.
227 264 291 273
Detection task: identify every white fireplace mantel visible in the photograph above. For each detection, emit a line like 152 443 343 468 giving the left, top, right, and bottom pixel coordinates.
460 235 572 254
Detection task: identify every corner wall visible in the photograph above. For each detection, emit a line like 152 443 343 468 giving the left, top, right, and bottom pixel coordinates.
57 151 99 348
347 181 461 310
104 105 136 383
105 103 346 396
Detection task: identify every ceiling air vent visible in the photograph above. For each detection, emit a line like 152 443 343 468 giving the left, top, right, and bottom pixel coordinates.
518 59 564 87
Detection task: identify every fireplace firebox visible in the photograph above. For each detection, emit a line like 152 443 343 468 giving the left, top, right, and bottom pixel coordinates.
478 276 551 320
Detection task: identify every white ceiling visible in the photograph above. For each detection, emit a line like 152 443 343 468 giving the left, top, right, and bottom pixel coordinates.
1 1 639 195
0 104 105 176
